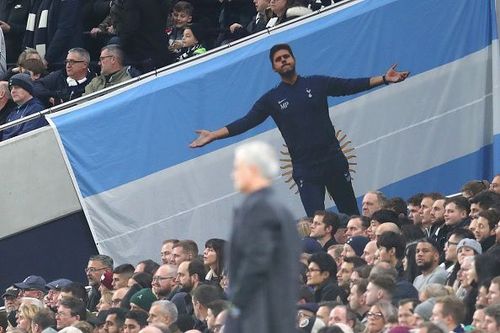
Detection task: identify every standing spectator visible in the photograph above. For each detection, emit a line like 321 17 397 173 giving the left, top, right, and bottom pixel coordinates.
223 141 301 333
84 45 132 95
1 74 47 141
225 0 272 44
165 1 193 55
0 0 30 63
0 81 16 124
23 0 83 70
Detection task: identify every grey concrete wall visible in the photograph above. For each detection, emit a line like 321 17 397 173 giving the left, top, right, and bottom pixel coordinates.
0 126 82 239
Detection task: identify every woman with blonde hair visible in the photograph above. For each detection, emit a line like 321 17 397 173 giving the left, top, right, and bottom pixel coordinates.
16 303 40 333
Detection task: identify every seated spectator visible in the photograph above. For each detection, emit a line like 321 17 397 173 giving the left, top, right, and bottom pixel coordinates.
307 252 345 303
129 288 157 313
474 210 499 252
0 81 16 124
191 285 223 331
311 211 340 251
397 298 419 328
1 48 43 81
430 296 465 332
225 0 272 43
31 309 56 333
203 238 226 284
84 45 132 96
124 310 148 333
266 0 311 28
342 236 370 259
365 300 397 333
166 2 193 55
490 174 500 194
0 75 47 140
16 303 39 333
34 48 96 106
365 274 395 306
177 24 208 62
461 180 489 199
413 239 447 290
56 297 86 330
205 300 229 333
19 58 47 81
484 303 500 332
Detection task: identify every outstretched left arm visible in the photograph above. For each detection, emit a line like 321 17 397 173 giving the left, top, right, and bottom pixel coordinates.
369 64 410 87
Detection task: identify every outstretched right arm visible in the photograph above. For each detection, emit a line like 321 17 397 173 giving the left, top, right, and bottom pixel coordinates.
189 127 230 148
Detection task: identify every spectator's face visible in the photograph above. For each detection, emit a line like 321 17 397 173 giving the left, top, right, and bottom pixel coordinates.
362 193 380 218
366 220 380 241
328 306 347 327
348 285 363 311
364 282 380 307
474 216 494 242
341 243 356 259
3 295 19 312
469 203 482 219
398 302 416 327
430 302 446 325
148 304 169 325
111 288 128 308
112 273 129 290
172 246 189 265
124 318 142 333
336 261 353 288
408 204 422 225
16 311 29 331
315 306 330 325
254 0 270 12
346 218 365 238
376 246 393 264
468 218 478 237
484 314 499 333
65 52 88 79
306 262 327 287
269 0 287 16
104 314 121 333
490 175 500 194
206 308 216 329
472 309 485 330
457 246 475 266
86 260 108 286
366 305 385 332
415 242 437 271
152 266 176 297
160 242 175 265
477 286 489 308
182 28 198 48
56 305 78 329
418 197 434 225
46 288 61 309
488 282 500 305
10 86 31 105
444 203 467 225
176 261 192 289
172 10 191 28
203 247 217 266
310 215 330 240
362 241 378 265
444 235 460 262
99 50 116 76
430 199 445 223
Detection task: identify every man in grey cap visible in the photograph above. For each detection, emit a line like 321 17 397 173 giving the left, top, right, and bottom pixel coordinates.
2 287 20 328
1 73 47 141
45 279 72 311
14 275 47 301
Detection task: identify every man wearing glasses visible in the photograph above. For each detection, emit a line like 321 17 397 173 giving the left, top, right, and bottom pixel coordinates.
85 254 114 312
84 44 132 96
151 264 178 299
34 48 96 105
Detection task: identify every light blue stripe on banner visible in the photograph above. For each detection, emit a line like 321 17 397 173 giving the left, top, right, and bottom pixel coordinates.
51 0 497 197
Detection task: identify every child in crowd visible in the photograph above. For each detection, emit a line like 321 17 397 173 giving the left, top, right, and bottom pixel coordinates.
165 1 193 55
177 23 207 61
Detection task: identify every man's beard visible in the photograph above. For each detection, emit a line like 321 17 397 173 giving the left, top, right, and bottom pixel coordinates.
417 260 433 272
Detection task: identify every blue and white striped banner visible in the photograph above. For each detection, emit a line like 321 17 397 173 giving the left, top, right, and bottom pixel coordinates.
48 0 500 264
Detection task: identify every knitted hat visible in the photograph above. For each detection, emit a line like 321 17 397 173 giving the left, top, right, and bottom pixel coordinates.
130 288 157 312
414 298 436 321
302 237 323 254
187 23 207 44
9 73 34 95
346 236 370 257
457 238 482 255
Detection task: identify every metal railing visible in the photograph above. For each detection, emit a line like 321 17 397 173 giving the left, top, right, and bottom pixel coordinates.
0 0 357 133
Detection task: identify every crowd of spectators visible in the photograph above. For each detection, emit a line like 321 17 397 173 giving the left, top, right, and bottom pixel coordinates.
0 0 343 141
1 174 500 333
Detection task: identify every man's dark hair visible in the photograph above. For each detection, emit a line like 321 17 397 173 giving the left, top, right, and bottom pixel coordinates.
314 210 340 236
371 209 399 224
447 228 474 241
61 282 88 304
423 192 445 201
350 215 371 229
125 310 148 328
269 43 295 63
188 259 206 281
398 298 420 308
173 240 199 257
89 254 114 268
353 265 372 279
445 196 470 215
207 300 230 318
485 303 500 326
351 279 368 295
113 264 135 275
478 209 500 230
469 190 500 210
106 307 127 328
60 296 87 320
407 193 425 206
130 272 153 288
136 259 160 276
173 1 193 15
191 285 223 307
377 231 406 260
32 309 56 330
417 237 440 253
368 275 396 295
385 197 408 217
309 252 337 278
343 256 367 268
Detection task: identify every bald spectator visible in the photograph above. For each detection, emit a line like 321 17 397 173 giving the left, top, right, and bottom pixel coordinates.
1 73 47 141
361 240 378 265
374 222 400 241
152 264 177 299
84 45 132 95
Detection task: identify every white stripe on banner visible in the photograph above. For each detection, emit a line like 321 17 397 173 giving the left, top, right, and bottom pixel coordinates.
36 45 46 59
38 10 48 29
85 45 495 264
